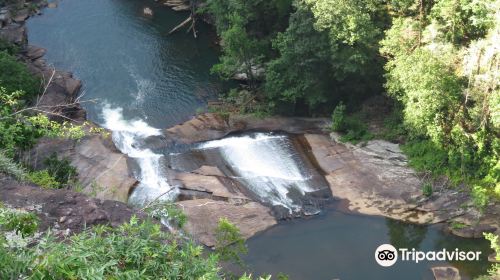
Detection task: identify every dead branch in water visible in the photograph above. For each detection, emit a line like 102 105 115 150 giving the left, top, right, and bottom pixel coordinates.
168 16 192 35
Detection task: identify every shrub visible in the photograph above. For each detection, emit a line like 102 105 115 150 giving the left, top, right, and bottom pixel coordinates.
0 204 39 238
0 150 27 180
422 182 433 197
43 153 78 186
215 218 248 265
0 217 222 279
331 101 346 131
0 51 39 97
144 201 187 229
27 170 60 189
0 38 19 55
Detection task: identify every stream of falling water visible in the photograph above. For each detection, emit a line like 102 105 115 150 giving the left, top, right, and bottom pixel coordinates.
101 105 177 206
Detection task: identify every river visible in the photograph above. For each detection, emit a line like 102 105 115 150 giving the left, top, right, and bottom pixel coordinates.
27 1 493 279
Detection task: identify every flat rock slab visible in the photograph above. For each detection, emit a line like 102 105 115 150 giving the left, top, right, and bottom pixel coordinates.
177 198 277 247
305 134 468 224
175 172 248 200
27 135 138 203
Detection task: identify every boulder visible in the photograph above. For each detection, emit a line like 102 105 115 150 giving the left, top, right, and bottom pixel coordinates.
175 172 248 200
25 45 46 60
0 23 26 45
27 135 138 203
431 266 461 280
143 7 153 16
13 9 29 23
177 198 277 247
0 9 12 27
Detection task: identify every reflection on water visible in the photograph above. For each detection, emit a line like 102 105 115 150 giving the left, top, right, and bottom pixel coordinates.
240 206 492 280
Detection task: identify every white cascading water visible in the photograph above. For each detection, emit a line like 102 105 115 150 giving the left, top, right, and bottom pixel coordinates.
197 133 314 212
101 105 176 206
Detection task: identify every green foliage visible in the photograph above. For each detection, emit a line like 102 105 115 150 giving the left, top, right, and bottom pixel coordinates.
43 153 78 186
265 2 384 113
0 150 27 180
331 102 346 131
476 233 500 279
422 182 433 197
27 170 60 189
0 51 39 97
329 101 374 143
0 217 224 279
0 38 19 55
144 201 187 229
0 86 87 154
215 218 248 265
0 204 39 238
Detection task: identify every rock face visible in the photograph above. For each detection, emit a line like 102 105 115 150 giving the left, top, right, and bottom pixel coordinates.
177 199 277 247
304 133 499 236
27 134 138 203
172 166 277 247
0 176 146 236
165 113 328 144
431 266 461 280
0 23 26 44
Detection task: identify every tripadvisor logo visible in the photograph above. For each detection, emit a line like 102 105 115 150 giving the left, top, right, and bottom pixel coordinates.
375 244 482 267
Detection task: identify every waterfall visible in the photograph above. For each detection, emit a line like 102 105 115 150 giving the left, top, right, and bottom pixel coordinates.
101 105 176 206
196 133 316 213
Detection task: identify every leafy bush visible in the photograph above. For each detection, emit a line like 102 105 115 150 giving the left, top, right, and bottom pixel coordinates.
331 103 373 144
144 201 187 228
0 150 27 180
0 38 19 55
27 170 60 189
43 153 78 186
215 218 248 265
331 101 346 131
422 182 433 197
0 204 39 238
0 217 223 279
0 51 39 97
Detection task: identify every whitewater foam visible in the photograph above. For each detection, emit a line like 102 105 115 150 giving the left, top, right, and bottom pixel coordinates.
197 133 314 212
101 105 176 206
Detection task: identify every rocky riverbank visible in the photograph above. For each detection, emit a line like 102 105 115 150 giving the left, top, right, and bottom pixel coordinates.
0 1 139 231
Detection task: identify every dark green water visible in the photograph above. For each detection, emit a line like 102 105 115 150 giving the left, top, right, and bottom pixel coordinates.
26 1 494 279
28 0 221 128
239 205 492 280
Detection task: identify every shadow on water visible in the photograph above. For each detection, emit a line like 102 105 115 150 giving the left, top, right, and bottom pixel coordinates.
236 203 493 280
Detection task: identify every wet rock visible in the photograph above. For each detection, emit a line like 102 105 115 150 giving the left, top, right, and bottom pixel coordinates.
450 224 497 238
175 171 248 200
177 198 277 247
27 134 138 203
143 7 153 16
0 23 26 45
165 113 328 144
25 45 46 60
13 9 29 23
0 9 12 27
191 165 225 177
0 176 147 234
431 266 461 280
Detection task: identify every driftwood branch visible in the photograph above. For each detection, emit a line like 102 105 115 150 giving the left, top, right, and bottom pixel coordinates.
168 16 192 35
